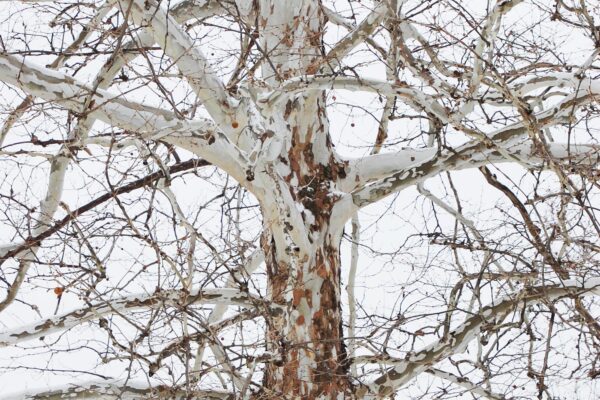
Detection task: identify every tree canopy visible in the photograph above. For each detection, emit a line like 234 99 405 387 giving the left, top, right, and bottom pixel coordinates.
0 0 599 399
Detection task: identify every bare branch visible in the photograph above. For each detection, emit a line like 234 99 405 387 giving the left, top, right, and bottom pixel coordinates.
348 141 599 210
4 381 233 400
0 54 251 181
0 287 277 347
360 278 600 397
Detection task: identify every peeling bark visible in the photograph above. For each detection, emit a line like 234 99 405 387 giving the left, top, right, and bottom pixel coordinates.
1 0 599 398
261 229 351 399
253 2 354 397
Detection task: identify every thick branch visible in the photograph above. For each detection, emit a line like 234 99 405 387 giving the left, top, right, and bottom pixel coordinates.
0 54 182 132
118 0 248 135
322 5 388 58
345 141 598 215
265 76 448 122
348 83 600 206
0 287 276 347
0 54 250 181
353 355 505 399
359 278 600 398
4 381 233 400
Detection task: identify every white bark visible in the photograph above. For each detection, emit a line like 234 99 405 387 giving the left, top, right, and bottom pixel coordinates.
459 0 524 118
116 0 245 134
0 287 277 347
347 215 360 377
0 1 599 398
3 381 233 400
0 54 252 184
349 139 599 211
0 0 118 312
360 278 600 397
318 1 391 74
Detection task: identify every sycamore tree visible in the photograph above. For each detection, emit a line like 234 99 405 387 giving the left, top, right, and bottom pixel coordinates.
0 0 599 398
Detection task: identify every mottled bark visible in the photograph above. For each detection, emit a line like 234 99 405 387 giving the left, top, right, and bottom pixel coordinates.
2 0 600 398
261 226 351 399
254 2 353 397
257 61 352 400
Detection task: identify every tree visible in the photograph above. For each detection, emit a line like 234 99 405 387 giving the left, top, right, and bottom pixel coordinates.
0 0 599 398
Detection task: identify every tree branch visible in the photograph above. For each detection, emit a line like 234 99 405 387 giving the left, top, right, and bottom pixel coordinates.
0 54 251 182
0 287 277 347
0 158 209 263
4 381 233 400
117 0 253 139
425 368 506 400
192 248 264 370
316 1 391 74
344 141 598 198
359 278 600 398
265 76 449 123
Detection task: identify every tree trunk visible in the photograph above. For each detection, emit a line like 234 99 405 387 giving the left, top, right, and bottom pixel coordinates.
252 2 352 397
257 86 352 398
261 222 351 399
